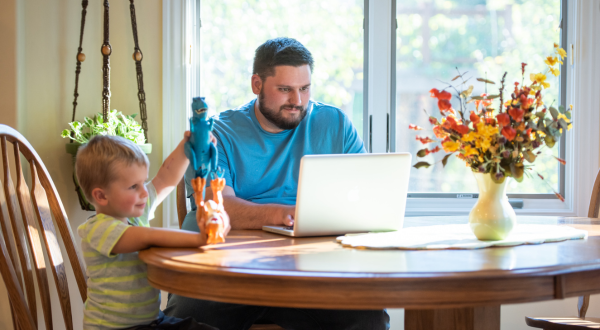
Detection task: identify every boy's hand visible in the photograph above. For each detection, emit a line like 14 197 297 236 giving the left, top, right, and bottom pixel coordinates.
186 130 217 145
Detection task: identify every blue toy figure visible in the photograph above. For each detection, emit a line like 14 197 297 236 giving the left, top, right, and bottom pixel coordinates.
184 97 226 244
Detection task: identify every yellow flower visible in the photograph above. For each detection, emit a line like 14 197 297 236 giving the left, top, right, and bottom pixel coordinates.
442 140 460 152
557 47 567 60
549 67 560 77
557 113 570 123
545 56 559 66
464 145 479 156
461 131 477 142
554 43 559 48
530 73 550 89
476 137 492 152
476 122 499 137
529 89 537 95
537 130 546 138
568 123 573 131
570 104 573 111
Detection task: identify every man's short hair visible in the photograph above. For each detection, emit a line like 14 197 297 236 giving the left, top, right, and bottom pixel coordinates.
253 37 314 81
75 135 149 201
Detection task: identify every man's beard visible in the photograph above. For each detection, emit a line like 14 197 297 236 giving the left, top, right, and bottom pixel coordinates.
258 91 307 130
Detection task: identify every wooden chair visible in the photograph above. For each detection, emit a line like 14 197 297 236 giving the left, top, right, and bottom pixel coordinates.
525 168 600 329
176 180 285 330
0 124 88 330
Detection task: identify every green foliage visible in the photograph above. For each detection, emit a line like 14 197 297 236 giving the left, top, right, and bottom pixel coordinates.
61 110 146 145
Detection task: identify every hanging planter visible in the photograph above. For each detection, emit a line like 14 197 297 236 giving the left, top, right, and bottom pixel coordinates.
63 0 152 211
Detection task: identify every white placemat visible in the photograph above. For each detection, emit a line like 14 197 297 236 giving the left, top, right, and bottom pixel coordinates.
336 224 588 250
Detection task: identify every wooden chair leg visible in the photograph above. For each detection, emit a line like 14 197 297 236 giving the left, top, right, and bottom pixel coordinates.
578 295 590 318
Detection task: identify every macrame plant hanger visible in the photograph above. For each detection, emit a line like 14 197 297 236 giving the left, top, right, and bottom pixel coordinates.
70 0 149 211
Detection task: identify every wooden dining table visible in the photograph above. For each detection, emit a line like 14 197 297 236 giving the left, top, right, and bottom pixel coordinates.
139 216 600 330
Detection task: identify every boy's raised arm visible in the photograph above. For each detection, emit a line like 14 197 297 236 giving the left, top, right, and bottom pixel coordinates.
152 132 191 204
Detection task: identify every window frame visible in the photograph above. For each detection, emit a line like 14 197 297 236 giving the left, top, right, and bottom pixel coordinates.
163 0 600 226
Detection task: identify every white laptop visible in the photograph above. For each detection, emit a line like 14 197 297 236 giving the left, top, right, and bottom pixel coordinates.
262 152 411 237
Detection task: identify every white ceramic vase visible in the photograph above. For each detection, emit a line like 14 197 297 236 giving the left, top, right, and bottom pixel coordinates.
469 172 516 240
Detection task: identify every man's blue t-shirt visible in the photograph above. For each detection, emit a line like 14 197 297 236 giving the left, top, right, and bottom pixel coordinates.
183 98 365 230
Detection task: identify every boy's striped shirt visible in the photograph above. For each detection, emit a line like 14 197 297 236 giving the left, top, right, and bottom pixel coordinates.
78 183 159 330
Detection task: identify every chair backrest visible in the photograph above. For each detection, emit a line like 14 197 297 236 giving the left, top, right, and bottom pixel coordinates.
588 168 600 218
177 178 187 228
0 124 87 330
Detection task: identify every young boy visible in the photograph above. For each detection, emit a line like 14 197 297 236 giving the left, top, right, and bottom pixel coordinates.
76 133 227 330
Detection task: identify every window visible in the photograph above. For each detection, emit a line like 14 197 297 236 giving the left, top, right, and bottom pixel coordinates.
164 0 599 225
394 0 564 197
197 0 365 137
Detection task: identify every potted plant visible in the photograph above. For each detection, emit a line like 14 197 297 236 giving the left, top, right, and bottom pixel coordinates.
409 43 571 241
61 109 152 210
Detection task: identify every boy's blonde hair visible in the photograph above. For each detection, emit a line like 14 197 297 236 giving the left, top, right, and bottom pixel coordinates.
75 135 149 202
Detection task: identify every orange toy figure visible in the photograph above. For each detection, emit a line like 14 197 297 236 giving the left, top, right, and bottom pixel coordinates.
203 200 226 245
190 175 227 245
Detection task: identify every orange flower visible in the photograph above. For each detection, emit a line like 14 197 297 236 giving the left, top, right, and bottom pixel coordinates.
433 126 447 139
508 107 524 122
475 93 492 110
496 113 510 127
409 124 423 130
501 126 517 141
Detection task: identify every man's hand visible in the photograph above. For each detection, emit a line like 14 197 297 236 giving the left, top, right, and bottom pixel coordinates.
272 205 295 227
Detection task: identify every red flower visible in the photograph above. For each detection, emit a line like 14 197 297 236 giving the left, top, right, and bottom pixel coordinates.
443 116 458 130
416 136 435 144
430 88 440 98
508 107 524 122
496 113 510 127
409 124 423 130
501 126 517 141
429 116 438 125
430 88 452 100
455 124 470 135
554 156 567 165
438 99 452 112
521 62 527 75
470 111 480 125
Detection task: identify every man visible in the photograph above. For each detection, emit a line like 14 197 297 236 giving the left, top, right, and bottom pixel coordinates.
164 37 390 330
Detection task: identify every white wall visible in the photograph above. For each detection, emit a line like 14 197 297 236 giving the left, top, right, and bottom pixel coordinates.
0 0 162 329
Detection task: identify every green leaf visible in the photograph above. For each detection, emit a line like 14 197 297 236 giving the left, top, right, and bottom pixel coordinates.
417 148 428 158
565 111 571 120
61 129 70 138
486 94 501 99
441 154 452 167
476 78 495 84
558 105 566 113
413 162 431 169
549 107 559 120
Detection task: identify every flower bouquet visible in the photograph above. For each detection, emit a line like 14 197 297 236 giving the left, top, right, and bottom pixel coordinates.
409 43 571 240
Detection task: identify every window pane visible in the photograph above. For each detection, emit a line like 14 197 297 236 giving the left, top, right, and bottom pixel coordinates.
395 0 561 194
199 0 365 137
